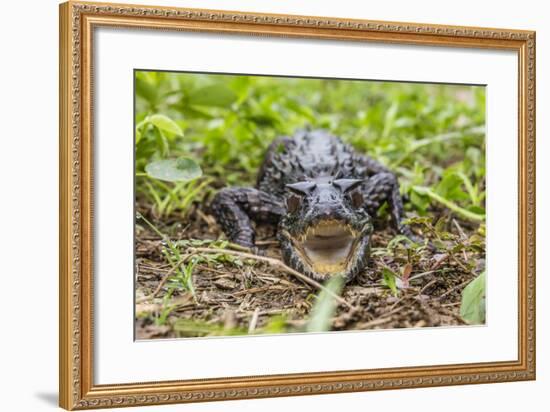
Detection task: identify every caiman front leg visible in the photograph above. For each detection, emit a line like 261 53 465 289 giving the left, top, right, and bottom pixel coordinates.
210 187 285 250
361 172 423 244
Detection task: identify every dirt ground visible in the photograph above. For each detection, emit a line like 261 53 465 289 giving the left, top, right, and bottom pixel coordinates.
135 200 484 340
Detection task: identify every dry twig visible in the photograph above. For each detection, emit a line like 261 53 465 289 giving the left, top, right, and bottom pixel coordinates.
188 247 354 309
136 255 189 303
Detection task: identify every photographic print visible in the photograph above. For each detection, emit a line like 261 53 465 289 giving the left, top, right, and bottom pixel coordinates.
134 71 486 339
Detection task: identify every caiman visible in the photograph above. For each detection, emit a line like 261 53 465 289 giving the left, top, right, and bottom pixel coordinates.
211 129 421 282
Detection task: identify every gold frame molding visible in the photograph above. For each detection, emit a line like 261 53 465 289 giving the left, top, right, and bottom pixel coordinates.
59 1 536 410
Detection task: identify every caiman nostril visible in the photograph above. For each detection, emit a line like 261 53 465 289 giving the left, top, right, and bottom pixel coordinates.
318 209 332 219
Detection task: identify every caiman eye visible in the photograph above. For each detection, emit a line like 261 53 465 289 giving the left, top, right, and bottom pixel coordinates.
286 194 301 213
333 179 364 208
350 191 364 208
333 178 363 193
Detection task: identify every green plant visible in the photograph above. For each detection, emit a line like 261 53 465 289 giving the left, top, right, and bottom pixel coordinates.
136 212 196 297
155 289 176 326
135 71 486 222
137 175 212 219
381 268 400 297
306 276 346 332
460 271 486 324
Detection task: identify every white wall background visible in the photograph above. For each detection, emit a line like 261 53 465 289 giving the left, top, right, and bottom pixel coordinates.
0 0 546 411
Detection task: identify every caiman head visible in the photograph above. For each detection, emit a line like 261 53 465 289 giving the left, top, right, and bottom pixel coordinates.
277 177 373 282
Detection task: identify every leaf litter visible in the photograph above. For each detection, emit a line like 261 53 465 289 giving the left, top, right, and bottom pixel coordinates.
135 199 485 339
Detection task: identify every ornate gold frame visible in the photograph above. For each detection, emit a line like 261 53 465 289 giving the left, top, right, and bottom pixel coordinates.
59 1 536 409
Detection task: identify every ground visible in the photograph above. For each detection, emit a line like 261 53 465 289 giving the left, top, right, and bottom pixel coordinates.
135 198 483 339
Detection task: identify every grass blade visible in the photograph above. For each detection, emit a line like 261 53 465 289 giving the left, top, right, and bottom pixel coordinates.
412 186 485 222
306 276 345 333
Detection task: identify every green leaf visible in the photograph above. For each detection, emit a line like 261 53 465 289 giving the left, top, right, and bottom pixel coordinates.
382 268 399 297
135 76 158 106
410 190 429 213
148 114 183 137
306 276 345 333
145 157 202 182
467 205 486 215
382 102 399 138
261 315 288 334
189 84 237 107
386 235 416 250
436 173 462 198
245 114 280 127
153 127 169 157
455 171 480 205
460 271 486 324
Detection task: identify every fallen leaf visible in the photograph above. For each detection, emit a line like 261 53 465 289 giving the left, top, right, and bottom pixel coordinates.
402 263 412 289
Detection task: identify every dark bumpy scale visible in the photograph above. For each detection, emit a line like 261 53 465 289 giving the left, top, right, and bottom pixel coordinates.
211 130 422 282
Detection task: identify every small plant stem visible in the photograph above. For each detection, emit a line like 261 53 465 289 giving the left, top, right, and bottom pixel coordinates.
188 247 353 309
137 265 177 304
452 218 468 240
419 278 438 295
391 125 485 168
456 171 479 206
438 278 472 300
136 212 168 240
248 308 260 333
408 269 440 281
225 241 255 252
136 253 192 303
412 186 485 222
449 252 472 273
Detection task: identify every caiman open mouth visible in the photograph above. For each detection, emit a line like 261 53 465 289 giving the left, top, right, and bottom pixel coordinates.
291 219 359 275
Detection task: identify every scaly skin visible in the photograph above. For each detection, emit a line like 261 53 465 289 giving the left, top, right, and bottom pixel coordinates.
211 129 421 282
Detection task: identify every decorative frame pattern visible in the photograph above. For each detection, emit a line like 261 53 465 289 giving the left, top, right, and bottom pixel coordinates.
59 1 536 409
